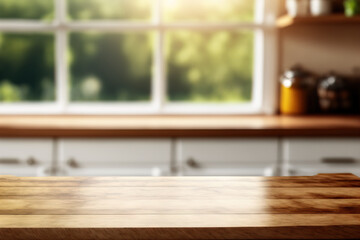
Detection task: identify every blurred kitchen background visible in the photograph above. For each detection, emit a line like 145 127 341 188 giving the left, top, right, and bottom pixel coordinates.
0 0 359 177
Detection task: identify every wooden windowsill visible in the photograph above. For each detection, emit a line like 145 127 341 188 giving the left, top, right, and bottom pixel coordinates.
0 115 358 137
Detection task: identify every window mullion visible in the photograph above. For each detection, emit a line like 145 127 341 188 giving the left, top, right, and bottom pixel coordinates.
55 0 68 113
152 0 166 113
259 0 279 114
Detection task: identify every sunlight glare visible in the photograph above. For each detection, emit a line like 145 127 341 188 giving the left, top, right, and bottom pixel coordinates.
166 0 179 10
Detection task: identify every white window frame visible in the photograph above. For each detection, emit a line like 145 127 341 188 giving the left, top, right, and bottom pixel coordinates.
0 0 279 115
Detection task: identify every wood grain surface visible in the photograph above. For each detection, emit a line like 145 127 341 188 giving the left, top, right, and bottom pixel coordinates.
0 174 360 239
0 115 358 137
277 14 360 28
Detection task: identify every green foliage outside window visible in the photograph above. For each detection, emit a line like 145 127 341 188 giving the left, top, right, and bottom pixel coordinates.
0 0 254 103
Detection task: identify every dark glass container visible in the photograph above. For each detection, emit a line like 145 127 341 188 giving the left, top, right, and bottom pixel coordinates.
317 74 352 113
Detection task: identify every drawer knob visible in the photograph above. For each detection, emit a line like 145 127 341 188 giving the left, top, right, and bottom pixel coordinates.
0 158 20 164
186 158 200 168
26 157 37 166
67 158 78 168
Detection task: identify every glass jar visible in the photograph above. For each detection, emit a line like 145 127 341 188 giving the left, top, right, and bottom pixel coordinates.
310 0 332 16
318 74 352 113
286 0 310 17
280 67 311 115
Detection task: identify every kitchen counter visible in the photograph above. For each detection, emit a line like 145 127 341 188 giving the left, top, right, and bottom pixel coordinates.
0 115 359 137
0 174 360 239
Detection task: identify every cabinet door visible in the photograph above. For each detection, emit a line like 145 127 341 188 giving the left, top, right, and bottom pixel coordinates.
58 139 172 176
282 138 360 176
176 138 279 176
0 138 53 176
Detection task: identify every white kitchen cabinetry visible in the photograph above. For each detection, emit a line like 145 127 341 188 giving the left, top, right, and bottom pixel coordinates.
58 139 172 176
0 138 53 176
176 138 279 176
282 138 360 176
0 137 359 177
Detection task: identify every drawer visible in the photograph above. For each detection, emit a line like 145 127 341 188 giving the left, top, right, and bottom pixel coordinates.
283 138 360 176
287 163 360 177
0 138 53 176
283 138 360 163
178 165 277 176
176 138 279 176
58 139 172 176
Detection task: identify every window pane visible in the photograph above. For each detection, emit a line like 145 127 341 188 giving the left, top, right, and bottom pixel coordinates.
68 0 153 21
0 33 55 102
0 0 53 21
70 33 153 102
164 0 254 22
166 31 253 103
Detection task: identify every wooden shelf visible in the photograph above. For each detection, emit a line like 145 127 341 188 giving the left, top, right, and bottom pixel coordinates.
0 115 358 137
277 14 360 28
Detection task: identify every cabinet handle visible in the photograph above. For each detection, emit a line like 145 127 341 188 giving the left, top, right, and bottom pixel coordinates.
186 158 200 168
289 168 298 176
26 157 37 166
321 158 357 164
0 157 37 165
0 158 20 164
67 158 78 168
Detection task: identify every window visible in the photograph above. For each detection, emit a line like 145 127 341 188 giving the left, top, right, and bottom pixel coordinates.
0 0 277 114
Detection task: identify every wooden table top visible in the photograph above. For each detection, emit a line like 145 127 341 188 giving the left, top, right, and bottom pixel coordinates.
0 115 359 137
1 174 360 240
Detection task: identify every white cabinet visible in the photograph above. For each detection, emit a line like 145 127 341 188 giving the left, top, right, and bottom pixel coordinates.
58 138 172 176
0 138 53 176
176 138 279 176
0 136 358 177
282 138 360 176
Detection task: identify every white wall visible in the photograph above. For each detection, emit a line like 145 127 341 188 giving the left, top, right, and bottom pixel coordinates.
280 25 360 76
